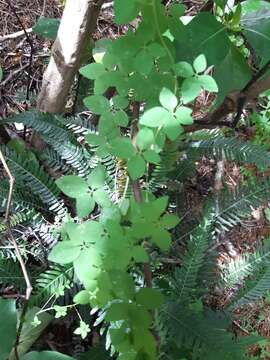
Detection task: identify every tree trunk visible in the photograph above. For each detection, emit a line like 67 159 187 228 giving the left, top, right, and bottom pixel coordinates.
37 0 105 113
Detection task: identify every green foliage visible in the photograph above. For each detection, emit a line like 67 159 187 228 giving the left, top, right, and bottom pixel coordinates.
4 0 270 359
32 17 60 39
22 352 73 360
0 299 17 360
35 265 74 302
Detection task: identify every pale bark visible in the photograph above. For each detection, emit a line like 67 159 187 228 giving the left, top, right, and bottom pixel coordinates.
37 0 105 113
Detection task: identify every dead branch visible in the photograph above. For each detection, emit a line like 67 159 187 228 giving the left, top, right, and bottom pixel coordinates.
0 28 32 42
184 60 270 133
0 150 33 360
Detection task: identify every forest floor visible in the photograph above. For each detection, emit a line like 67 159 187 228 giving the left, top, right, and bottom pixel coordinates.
1 0 270 358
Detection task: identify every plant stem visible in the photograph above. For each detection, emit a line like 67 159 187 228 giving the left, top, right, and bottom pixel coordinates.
0 150 33 360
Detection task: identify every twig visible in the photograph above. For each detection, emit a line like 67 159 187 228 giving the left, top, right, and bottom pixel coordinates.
0 63 29 87
0 150 32 360
0 28 32 42
6 0 34 101
184 59 270 133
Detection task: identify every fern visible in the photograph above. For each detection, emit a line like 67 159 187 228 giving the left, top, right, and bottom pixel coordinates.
160 306 258 360
5 110 91 177
177 178 270 244
171 209 213 305
0 180 53 216
229 265 270 309
0 259 27 292
150 141 180 189
0 146 65 217
40 147 71 174
221 245 270 288
211 178 270 236
0 210 38 232
186 134 270 170
35 264 74 301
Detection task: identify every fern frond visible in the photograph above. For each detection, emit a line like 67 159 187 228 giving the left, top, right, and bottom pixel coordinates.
230 264 270 309
221 246 270 288
51 142 90 177
0 210 38 232
6 110 75 144
65 114 96 133
35 265 74 301
160 306 258 360
40 147 71 174
212 178 270 236
0 259 27 291
171 209 213 304
6 110 91 177
186 134 270 170
0 181 53 216
0 146 65 217
150 141 180 189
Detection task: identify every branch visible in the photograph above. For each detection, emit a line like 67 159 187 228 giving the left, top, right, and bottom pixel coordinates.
6 0 34 101
0 28 32 42
184 60 270 133
0 150 33 360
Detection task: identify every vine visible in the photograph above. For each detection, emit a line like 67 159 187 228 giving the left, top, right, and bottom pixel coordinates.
45 1 219 359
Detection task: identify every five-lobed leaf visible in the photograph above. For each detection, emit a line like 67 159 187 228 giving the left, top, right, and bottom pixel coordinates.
143 149 161 164
159 87 178 111
174 61 194 78
193 54 207 73
181 77 201 103
56 176 88 198
79 63 106 80
198 74 218 92
109 137 135 159
76 194 95 218
84 95 110 115
140 107 169 128
136 128 155 150
114 0 140 24
87 165 106 189
175 106 193 125
48 241 81 264
127 155 146 180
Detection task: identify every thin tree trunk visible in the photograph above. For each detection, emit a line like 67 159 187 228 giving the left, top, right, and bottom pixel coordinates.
37 0 105 113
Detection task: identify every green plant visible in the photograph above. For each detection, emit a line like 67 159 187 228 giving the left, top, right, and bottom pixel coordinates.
3 0 270 359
